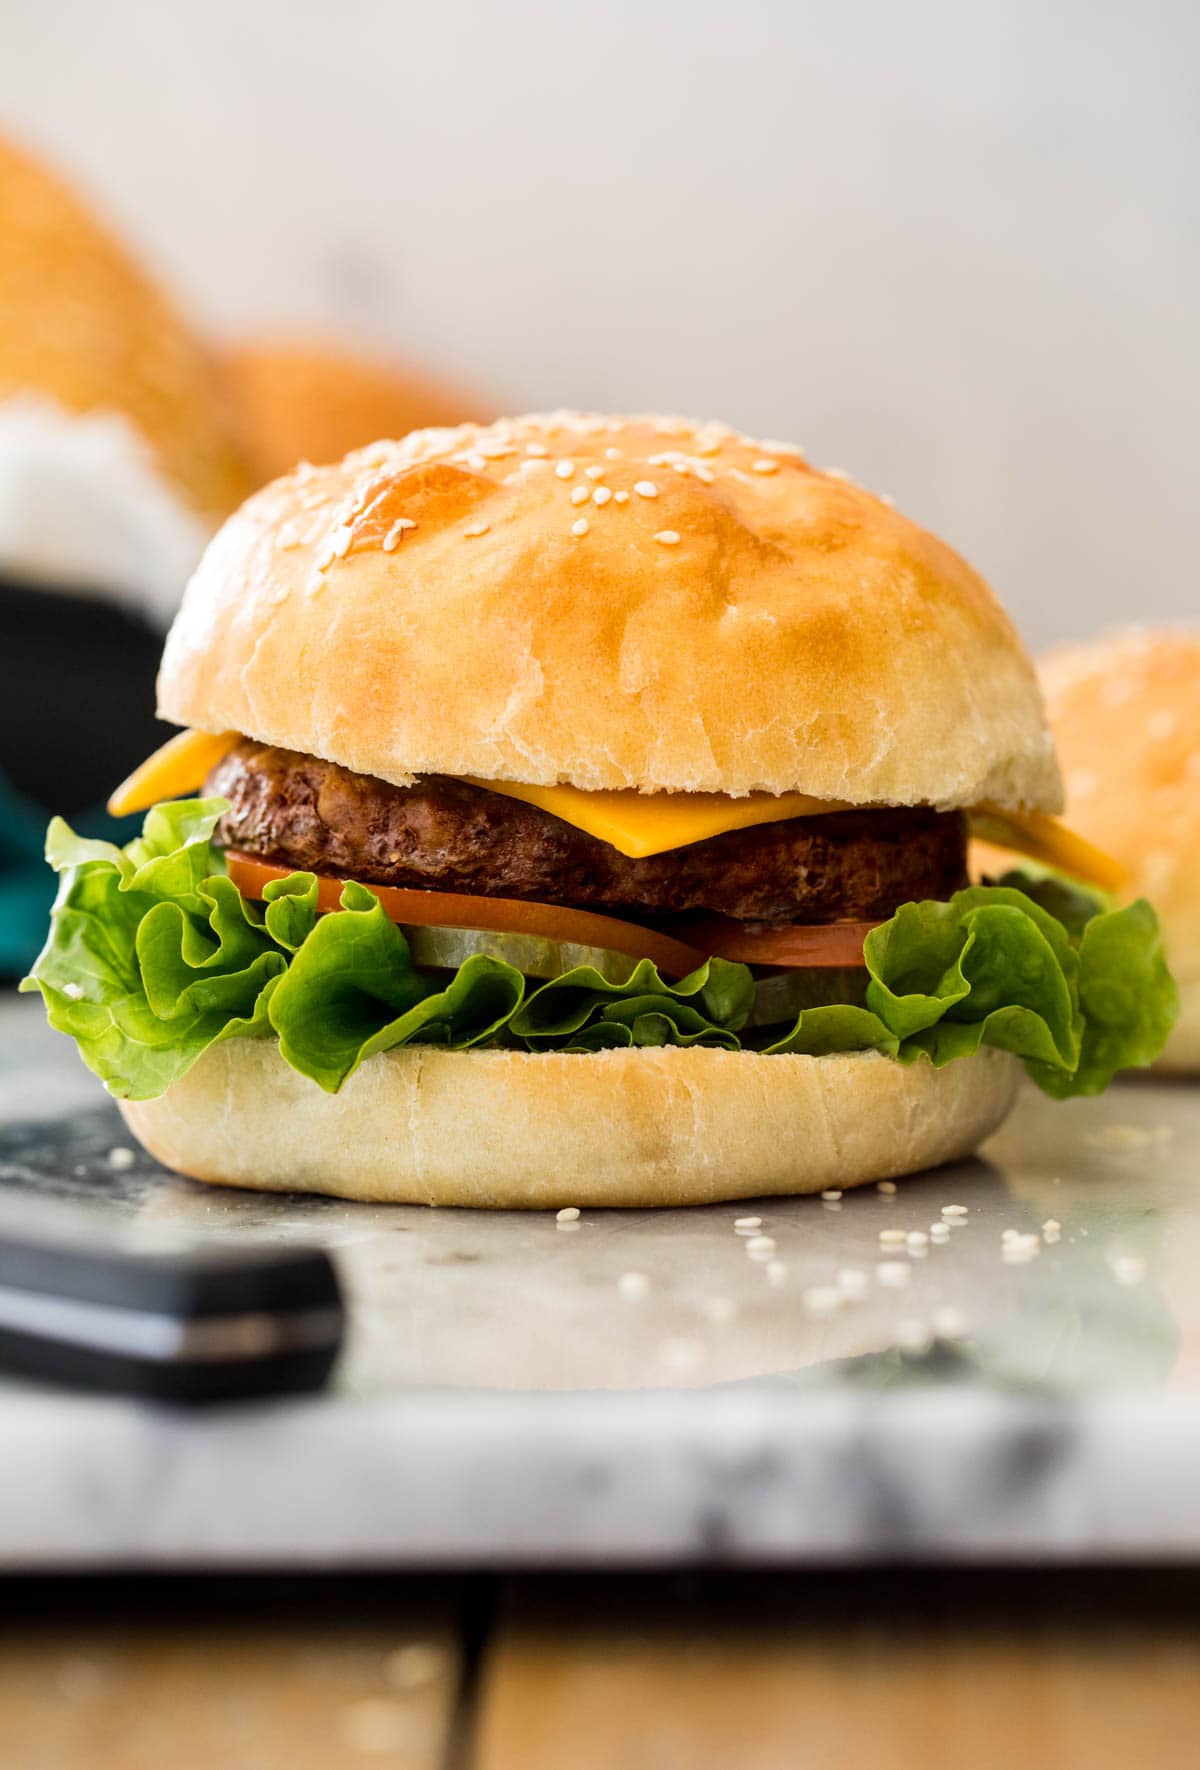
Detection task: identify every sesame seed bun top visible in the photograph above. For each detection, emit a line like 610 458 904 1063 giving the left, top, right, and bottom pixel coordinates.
158 411 1060 809
1039 627 1200 1071
0 133 250 522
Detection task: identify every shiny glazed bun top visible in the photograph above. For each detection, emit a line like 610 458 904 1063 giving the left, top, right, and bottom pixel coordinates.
158 411 1061 810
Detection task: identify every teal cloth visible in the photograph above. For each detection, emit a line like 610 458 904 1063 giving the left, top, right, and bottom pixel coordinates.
0 771 136 977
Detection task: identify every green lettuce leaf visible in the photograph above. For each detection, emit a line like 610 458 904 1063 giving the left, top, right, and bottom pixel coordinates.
21 803 1179 1102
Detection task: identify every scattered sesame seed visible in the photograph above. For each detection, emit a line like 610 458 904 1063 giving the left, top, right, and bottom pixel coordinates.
571 517 590 537
803 1286 842 1316
61 981 84 1000
1002 1235 1040 1263
107 1147 135 1171
1111 1254 1147 1286
571 485 590 505
617 1271 649 1299
592 486 613 506
654 530 681 546
659 1336 704 1371
556 1206 580 1222
877 1261 911 1289
1086 1124 1154 1151
694 464 715 483
555 460 575 480
877 1181 898 1196
821 1189 843 1202
932 1306 969 1339
879 1229 908 1246
752 459 780 475
702 1296 738 1325
585 464 606 480
906 1231 930 1250
733 1215 762 1230
604 446 623 460
382 518 416 551
929 1223 951 1243
745 1235 777 1260
634 480 658 498
896 1319 931 1353
463 522 490 537
836 1267 869 1299
825 466 852 482
1042 1218 1062 1243
941 1204 969 1219
613 490 630 504
766 1261 787 1286
1001 1228 1022 1243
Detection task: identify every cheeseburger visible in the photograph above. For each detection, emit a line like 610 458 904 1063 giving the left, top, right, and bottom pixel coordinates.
25 414 1178 1206
1037 628 1199 1074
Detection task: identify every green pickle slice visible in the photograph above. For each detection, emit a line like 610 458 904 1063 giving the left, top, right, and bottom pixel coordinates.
402 923 645 984
744 966 868 1029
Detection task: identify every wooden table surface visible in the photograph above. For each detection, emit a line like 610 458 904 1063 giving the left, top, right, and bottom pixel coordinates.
2 1570 1199 1769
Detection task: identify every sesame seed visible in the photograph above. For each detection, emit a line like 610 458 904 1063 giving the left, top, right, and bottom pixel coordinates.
941 1204 968 1219
671 461 690 475
879 1229 908 1246
821 1189 842 1202
1111 1254 1147 1286
877 1262 911 1289
694 464 715 483
585 464 606 480
614 490 630 504
929 1223 951 1243
634 480 658 498
745 1235 776 1260
825 466 852 482
617 1271 649 1299
107 1147 135 1170
463 522 490 537
803 1286 841 1316
556 1206 580 1222
525 442 549 456
1042 1218 1062 1243
877 1180 898 1195
906 1231 930 1250
733 1215 762 1229
752 459 780 475
932 1306 969 1339
555 460 575 480
604 446 623 460
654 530 681 546
702 1296 737 1325
592 486 613 506
571 517 590 537
382 518 416 551
570 485 590 505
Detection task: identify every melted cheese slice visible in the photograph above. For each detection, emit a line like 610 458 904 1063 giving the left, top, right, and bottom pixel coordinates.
459 778 850 858
968 806 1127 893
106 729 1127 888
107 728 238 817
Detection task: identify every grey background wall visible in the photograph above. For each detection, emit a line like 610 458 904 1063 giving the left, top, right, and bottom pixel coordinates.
2 0 1196 650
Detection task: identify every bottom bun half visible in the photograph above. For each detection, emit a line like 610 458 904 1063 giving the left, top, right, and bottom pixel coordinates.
120 1042 1021 1209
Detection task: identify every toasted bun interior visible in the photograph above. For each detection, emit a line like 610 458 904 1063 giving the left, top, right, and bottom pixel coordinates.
1039 627 1200 1073
121 1042 1021 1209
159 413 1060 810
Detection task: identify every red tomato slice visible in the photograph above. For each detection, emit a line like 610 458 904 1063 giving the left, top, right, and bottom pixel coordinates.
683 916 877 968
226 854 710 979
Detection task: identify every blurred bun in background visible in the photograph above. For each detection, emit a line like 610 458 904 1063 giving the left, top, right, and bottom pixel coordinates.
0 133 252 829
1038 629 1200 1074
224 336 492 484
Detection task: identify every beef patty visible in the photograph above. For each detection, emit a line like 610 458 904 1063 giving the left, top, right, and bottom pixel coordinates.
209 741 968 925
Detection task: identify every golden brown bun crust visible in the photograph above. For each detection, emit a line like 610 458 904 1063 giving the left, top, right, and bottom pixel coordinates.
0 134 251 520
1039 628 1200 1073
120 1042 1020 1208
158 413 1060 807
223 336 493 485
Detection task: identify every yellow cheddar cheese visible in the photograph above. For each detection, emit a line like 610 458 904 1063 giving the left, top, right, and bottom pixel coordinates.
107 730 1126 889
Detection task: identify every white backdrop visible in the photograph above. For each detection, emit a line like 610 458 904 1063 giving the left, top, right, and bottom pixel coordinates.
2 0 1196 649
